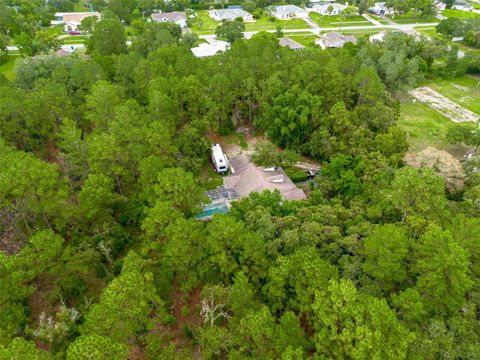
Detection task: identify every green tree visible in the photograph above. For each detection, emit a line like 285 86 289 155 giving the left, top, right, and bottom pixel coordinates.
87 18 127 56
0 337 49 360
215 21 245 43
66 335 128 360
312 279 414 359
414 226 473 316
362 224 411 293
79 174 116 222
81 251 163 345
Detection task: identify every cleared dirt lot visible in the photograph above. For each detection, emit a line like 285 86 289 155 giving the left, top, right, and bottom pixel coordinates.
409 86 479 123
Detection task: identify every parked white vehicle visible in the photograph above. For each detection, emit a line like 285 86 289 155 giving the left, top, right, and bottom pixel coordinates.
212 144 229 173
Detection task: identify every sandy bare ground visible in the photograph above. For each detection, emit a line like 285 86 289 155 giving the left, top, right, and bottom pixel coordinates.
409 86 479 123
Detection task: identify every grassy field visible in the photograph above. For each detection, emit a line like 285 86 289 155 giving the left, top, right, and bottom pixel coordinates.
442 9 480 19
61 36 89 43
309 13 372 27
369 14 390 25
286 34 319 49
189 10 219 35
0 56 19 81
339 28 390 38
388 11 437 24
399 99 459 153
426 76 480 114
416 28 476 53
244 15 310 31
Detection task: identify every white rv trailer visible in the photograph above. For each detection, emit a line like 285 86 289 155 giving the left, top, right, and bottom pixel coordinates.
211 144 229 173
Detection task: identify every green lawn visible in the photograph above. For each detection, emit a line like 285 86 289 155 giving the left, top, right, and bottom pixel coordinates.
399 99 459 153
43 25 64 37
442 8 480 19
416 28 477 53
309 13 372 27
0 56 20 81
368 14 390 25
340 28 390 37
61 36 89 42
244 15 310 32
426 76 480 114
189 10 220 35
388 11 437 24
286 34 319 49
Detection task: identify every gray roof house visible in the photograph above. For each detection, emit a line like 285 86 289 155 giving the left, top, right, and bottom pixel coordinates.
151 12 187 27
268 5 308 20
223 155 306 201
279 37 305 50
210 9 254 22
315 32 357 49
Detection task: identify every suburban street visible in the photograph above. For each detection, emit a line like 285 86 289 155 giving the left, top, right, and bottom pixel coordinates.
5 16 439 52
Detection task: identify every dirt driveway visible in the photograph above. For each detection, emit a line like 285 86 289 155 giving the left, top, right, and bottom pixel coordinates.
409 86 479 123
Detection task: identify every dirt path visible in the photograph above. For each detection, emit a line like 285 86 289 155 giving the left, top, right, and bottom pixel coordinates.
409 86 479 123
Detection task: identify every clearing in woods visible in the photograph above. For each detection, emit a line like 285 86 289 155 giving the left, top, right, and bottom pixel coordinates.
408 86 479 123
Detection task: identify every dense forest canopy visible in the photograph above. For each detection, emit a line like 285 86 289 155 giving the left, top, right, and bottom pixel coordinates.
1 1 480 359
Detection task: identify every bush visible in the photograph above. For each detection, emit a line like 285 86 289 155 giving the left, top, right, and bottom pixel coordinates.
287 169 310 183
252 8 263 19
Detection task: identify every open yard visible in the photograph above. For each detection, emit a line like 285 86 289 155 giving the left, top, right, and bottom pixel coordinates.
416 28 477 53
426 76 480 114
189 10 219 35
388 11 437 24
286 34 319 49
0 56 19 80
244 15 310 31
309 13 372 27
442 9 480 19
398 99 469 157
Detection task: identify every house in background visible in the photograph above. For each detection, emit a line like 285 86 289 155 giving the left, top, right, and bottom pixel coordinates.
315 32 357 49
268 5 308 20
311 3 347 15
369 31 387 42
52 12 101 32
279 37 305 50
452 0 473 10
369 2 394 16
151 12 187 27
210 9 254 22
433 1 447 12
191 40 229 57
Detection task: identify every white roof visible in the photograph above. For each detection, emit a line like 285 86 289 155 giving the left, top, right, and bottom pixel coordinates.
271 5 307 16
151 12 187 22
213 9 250 19
212 144 228 164
191 41 229 57
313 3 347 11
369 31 386 42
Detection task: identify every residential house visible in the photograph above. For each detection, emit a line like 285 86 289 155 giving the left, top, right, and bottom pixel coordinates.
369 2 394 16
223 155 306 201
311 3 347 15
151 12 187 27
433 1 447 12
369 31 387 42
278 37 305 50
315 32 357 49
452 0 473 10
52 12 101 32
209 8 254 22
268 5 308 20
191 40 229 57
